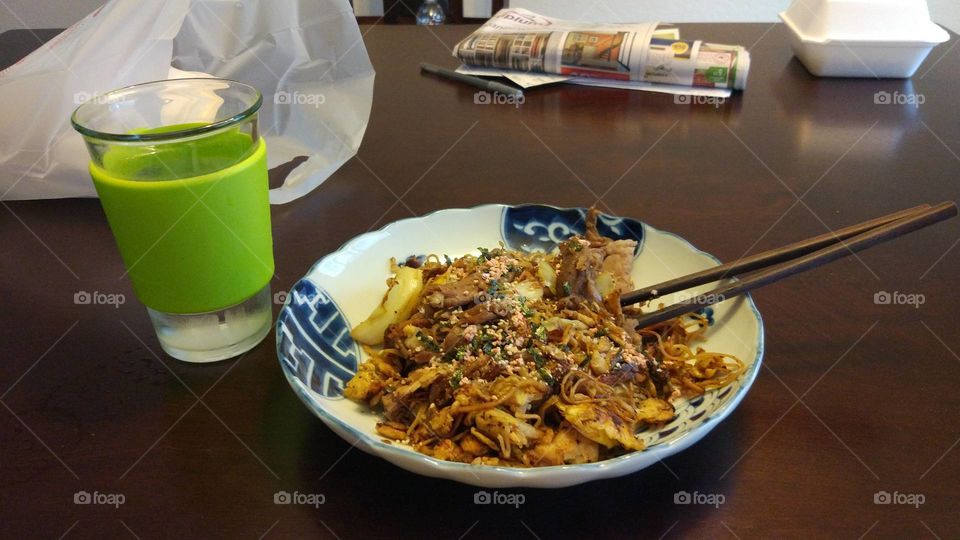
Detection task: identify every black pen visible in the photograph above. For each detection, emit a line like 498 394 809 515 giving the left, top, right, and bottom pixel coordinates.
420 62 524 98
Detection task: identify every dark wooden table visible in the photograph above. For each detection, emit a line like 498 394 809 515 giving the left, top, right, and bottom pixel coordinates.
2 23 959 539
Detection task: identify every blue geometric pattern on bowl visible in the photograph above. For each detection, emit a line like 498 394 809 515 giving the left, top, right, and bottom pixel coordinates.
276 279 358 399
502 204 645 255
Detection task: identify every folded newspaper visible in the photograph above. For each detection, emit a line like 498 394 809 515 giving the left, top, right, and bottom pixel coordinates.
453 8 750 97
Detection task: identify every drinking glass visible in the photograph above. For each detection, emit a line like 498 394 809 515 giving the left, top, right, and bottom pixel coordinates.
71 78 275 362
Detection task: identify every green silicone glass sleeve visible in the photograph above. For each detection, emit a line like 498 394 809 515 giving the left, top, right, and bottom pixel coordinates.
90 139 274 314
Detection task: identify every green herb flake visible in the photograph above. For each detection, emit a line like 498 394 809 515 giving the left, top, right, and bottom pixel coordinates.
528 347 544 368
450 369 463 389
477 247 491 264
538 367 555 385
442 345 466 362
533 324 547 342
562 282 573 296
416 331 440 352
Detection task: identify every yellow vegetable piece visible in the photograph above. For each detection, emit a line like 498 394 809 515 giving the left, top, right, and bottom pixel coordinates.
351 266 424 345
595 272 616 297
537 259 557 294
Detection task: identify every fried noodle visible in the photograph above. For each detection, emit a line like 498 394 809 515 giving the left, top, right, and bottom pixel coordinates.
344 209 743 466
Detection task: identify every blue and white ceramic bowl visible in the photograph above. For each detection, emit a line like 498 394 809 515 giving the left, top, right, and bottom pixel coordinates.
277 204 764 488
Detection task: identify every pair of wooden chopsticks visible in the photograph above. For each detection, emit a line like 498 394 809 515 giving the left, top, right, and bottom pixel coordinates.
622 202 958 328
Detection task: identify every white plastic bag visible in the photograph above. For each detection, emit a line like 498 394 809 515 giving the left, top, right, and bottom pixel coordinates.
0 0 374 204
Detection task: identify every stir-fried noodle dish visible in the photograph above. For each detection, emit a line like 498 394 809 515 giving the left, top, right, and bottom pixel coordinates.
345 209 743 467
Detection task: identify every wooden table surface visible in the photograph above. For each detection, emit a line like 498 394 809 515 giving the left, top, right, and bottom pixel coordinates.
1 23 959 539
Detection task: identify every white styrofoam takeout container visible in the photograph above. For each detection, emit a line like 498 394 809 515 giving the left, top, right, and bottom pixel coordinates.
780 0 950 78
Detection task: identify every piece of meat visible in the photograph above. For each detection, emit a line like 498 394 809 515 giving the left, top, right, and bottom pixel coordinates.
423 273 483 308
559 208 636 300
440 327 463 352
584 207 605 242
598 362 640 386
600 239 636 292
556 238 606 302
383 323 406 352
381 366 448 422
410 350 435 364
381 393 412 423
427 376 455 407
462 301 505 324
462 355 503 382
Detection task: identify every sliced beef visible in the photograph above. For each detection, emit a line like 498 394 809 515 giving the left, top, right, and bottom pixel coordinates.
556 238 605 302
462 355 503 382
556 209 637 301
423 272 483 308
462 302 505 325
598 362 640 386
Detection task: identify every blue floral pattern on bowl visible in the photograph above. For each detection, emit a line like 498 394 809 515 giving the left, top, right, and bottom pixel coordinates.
502 204 645 255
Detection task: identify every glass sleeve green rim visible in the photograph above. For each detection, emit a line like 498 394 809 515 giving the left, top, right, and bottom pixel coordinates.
70 78 263 143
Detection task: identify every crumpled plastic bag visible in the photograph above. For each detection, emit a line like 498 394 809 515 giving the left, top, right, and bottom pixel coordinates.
0 0 374 204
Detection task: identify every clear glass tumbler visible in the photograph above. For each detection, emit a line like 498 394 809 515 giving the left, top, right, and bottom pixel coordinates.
71 79 275 362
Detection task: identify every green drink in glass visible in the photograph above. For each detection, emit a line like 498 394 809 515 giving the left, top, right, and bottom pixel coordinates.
71 79 274 362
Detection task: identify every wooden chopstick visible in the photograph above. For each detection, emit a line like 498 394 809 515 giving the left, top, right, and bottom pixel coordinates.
620 203 931 306
631 201 957 329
